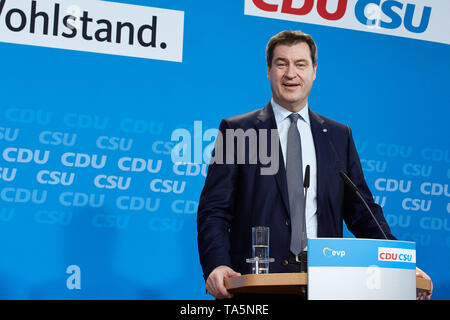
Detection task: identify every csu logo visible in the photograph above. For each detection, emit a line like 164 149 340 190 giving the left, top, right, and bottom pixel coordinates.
355 0 431 33
323 247 346 257
251 0 432 34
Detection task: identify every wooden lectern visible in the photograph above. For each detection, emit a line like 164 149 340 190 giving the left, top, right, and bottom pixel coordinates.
225 238 432 299
225 272 432 294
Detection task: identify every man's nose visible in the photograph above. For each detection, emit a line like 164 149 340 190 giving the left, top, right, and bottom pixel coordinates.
285 64 297 78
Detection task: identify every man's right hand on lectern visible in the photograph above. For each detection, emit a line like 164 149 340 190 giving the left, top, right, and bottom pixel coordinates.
206 265 241 299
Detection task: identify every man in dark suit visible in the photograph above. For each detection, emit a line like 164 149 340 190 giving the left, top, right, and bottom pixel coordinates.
197 30 431 299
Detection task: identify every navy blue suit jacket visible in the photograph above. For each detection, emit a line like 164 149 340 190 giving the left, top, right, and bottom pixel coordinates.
197 103 395 280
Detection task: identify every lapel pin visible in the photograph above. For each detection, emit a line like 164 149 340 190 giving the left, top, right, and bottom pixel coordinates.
323 128 328 133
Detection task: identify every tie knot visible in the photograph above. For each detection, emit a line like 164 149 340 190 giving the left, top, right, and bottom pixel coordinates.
289 113 300 124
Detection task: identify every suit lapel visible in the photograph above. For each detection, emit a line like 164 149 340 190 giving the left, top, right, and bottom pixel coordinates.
255 103 291 217
309 109 333 214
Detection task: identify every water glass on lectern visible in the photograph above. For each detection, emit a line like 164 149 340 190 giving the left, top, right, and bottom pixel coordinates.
247 226 274 274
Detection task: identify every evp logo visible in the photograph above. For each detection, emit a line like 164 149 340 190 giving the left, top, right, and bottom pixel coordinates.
323 247 346 257
378 247 415 263
245 0 449 45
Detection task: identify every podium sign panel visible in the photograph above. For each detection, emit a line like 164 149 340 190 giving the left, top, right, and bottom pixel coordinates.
308 238 416 300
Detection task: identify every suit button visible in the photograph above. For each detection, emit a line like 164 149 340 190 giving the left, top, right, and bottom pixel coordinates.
282 260 289 266
285 219 290 226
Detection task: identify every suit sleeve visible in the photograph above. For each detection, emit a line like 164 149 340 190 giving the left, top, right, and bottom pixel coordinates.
342 126 396 240
197 119 238 280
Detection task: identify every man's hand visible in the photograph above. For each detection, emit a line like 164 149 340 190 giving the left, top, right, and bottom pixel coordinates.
416 267 433 300
206 265 241 299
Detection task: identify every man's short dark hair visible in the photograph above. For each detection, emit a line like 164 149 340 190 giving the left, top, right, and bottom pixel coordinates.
266 30 318 68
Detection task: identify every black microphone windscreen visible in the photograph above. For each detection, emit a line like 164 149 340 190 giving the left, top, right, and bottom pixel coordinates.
304 165 310 188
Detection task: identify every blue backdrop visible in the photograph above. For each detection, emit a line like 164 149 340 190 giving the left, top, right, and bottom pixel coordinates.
0 0 449 299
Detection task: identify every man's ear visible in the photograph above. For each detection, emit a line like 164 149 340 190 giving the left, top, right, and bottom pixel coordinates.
313 63 318 81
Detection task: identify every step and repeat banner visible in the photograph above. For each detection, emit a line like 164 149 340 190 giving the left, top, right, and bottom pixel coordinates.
0 0 448 299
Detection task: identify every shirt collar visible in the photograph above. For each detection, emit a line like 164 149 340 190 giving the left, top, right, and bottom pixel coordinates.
271 98 311 126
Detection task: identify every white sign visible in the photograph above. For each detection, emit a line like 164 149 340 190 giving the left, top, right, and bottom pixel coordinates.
245 0 450 45
0 0 184 62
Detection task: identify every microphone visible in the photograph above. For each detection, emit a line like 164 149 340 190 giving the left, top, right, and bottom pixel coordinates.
303 165 310 222
338 170 388 240
299 165 310 258
304 165 310 189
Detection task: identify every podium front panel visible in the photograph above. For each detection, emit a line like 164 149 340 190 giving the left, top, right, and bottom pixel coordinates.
308 238 416 300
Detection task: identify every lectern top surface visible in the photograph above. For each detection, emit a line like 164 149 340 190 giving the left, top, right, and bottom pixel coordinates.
308 238 416 270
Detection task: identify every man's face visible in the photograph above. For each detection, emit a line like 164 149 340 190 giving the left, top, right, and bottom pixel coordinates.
268 42 317 111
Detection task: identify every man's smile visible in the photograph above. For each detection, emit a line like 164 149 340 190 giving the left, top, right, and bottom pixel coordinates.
282 83 301 88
